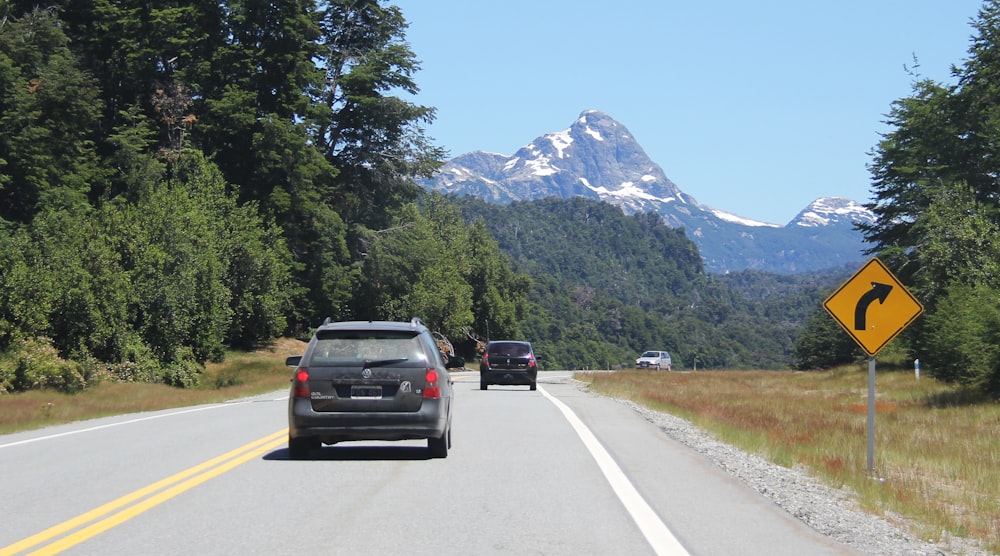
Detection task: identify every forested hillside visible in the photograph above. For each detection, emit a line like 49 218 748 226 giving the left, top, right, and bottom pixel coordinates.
453 196 850 370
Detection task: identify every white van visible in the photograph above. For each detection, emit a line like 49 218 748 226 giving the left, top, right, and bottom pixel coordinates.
635 350 672 370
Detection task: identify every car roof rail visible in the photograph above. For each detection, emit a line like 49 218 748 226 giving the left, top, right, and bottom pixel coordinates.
410 317 424 327
322 317 331 326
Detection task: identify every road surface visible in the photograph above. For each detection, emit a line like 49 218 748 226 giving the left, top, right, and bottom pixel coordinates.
0 371 855 555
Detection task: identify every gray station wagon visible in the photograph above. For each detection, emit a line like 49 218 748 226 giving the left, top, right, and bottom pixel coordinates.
286 318 463 459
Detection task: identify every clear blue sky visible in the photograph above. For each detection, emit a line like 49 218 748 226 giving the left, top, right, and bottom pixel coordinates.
391 1 983 225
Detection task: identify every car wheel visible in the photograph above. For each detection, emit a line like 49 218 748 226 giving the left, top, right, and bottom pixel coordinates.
428 429 449 458
288 435 312 460
480 380 487 390
529 382 537 391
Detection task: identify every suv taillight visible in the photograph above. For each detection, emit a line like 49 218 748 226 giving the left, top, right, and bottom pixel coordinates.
423 368 440 399
528 355 537 369
292 368 310 399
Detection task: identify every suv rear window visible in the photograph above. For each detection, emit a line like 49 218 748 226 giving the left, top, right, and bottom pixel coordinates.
309 331 427 365
487 342 531 357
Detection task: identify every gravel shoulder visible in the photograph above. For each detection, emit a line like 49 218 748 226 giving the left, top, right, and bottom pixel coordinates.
590 386 993 556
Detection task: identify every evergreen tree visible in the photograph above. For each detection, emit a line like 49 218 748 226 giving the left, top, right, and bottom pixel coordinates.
0 7 105 222
312 0 445 230
861 1 1000 392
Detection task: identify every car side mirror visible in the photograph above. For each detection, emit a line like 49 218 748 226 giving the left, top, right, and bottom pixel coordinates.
285 355 302 367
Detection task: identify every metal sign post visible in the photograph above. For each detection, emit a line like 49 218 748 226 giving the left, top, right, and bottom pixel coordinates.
867 357 876 472
824 258 924 474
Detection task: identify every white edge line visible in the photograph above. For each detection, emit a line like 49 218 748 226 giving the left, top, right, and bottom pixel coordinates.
539 385 690 556
0 401 251 449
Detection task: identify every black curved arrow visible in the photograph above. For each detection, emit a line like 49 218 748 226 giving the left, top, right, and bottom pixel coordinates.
855 282 893 330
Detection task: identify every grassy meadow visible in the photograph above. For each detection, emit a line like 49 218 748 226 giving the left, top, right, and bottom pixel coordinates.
578 365 1000 554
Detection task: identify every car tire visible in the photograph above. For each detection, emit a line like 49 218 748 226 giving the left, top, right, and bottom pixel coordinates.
428 429 449 458
480 380 487 390
288 435 312 460
529 382 537 391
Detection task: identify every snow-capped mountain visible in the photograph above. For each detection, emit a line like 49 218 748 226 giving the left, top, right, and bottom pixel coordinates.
790 197 876 228
420 110 875 273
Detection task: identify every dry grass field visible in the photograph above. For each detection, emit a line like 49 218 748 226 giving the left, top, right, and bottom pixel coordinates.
578 366 1000 554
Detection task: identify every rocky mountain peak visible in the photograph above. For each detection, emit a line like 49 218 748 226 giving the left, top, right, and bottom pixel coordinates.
420 111 875 274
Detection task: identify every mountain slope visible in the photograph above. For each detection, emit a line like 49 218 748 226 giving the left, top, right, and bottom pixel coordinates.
451 194 845 370
420 110 874 273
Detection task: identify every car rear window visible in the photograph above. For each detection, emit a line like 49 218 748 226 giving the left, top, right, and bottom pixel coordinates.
309 331 427 365
488 342 531 357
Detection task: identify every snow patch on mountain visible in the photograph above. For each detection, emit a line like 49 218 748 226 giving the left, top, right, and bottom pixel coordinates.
548 131 573 157
711 209 781 228
792 197 875 228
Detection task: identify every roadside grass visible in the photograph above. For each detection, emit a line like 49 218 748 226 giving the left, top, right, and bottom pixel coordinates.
577 366 1000 554
5 344 997 552
0 339 303 435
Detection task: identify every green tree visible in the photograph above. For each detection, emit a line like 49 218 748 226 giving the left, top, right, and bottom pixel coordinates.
860 2 1000 392
790 306 862 370
108 177 232 367
0 7 105 222
911 185 1000 303
0 223 55 352
247 115 350 329
196 0 324 203
466 219 531 342
923 284 1000 391
353 196 472 336
29 208 133 363
312 0 445 230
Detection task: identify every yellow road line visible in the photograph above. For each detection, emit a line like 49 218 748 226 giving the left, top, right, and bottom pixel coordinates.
1 429 288 556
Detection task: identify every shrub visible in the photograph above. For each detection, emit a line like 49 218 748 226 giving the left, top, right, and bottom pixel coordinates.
157 346 202 388
7 337 86 393
923 284 1000 394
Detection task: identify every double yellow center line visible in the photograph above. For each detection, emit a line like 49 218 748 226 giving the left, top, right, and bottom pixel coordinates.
1 429 288 556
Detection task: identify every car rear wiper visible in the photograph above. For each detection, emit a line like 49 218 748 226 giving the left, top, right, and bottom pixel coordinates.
362 358 409 367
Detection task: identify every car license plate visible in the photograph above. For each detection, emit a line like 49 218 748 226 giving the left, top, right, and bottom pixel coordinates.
351 385 382 399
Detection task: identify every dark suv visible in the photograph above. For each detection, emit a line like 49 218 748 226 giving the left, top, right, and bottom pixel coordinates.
480 340 538 391
286 318 464 459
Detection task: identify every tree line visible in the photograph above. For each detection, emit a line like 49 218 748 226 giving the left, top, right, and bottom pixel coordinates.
0 1 526 392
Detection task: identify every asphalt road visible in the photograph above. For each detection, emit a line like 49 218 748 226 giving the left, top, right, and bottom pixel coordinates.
0 372 856 555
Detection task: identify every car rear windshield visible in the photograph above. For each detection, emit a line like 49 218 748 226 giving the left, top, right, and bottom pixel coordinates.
309 331 427 366
488 342 531 357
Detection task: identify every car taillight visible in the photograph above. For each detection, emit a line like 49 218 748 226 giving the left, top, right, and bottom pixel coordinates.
292 368 310 399
528 355 537 368
423 368 440 399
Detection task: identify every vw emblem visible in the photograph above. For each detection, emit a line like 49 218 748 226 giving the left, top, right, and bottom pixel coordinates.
361 368 372 378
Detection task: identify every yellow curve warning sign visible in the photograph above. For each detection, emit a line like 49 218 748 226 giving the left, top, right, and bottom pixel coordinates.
823 258 924 357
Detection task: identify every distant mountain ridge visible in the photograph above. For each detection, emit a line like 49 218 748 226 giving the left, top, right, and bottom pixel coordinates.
419 110 875 273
